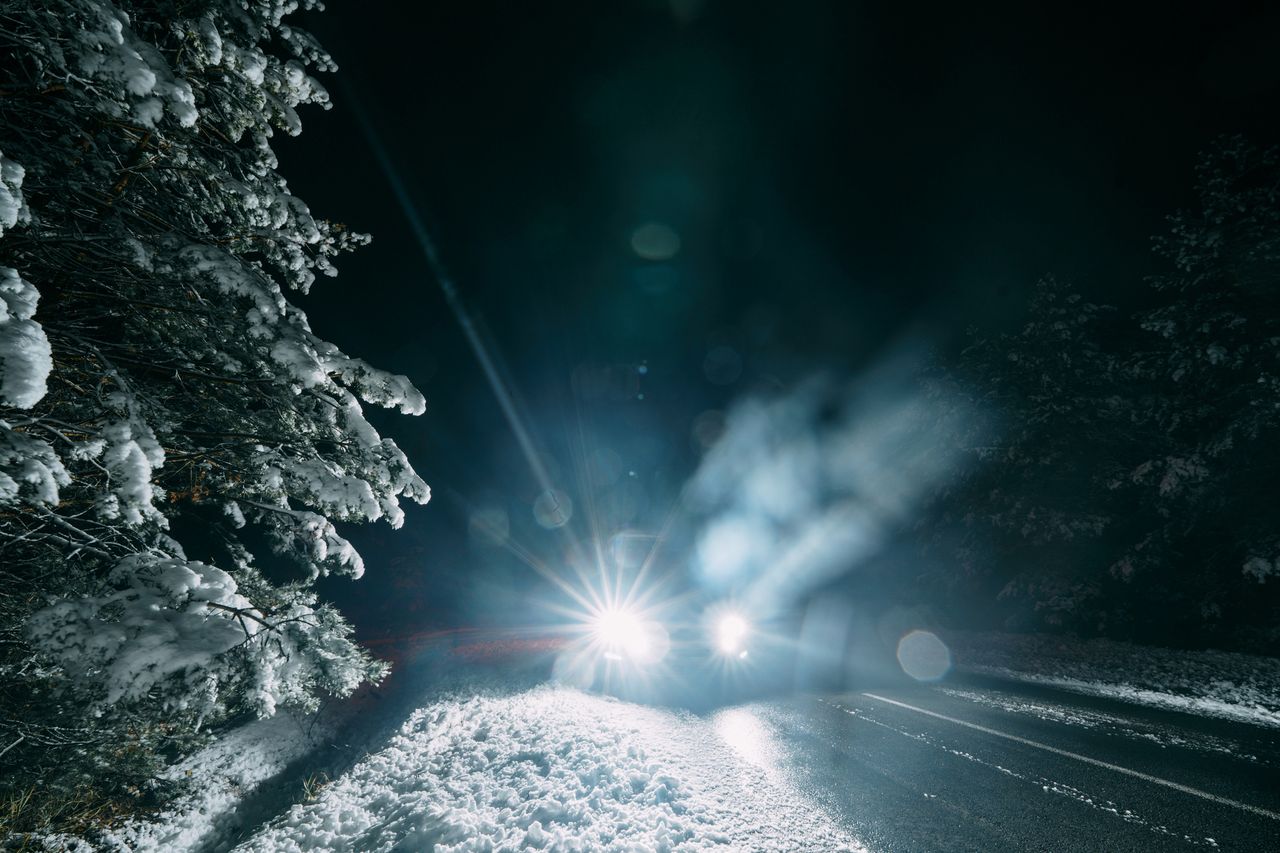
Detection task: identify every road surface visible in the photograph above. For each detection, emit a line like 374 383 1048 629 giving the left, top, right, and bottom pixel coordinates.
751 675 1279 851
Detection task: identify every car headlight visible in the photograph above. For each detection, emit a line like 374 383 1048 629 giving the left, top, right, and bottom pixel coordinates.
592 607 652 661
714 612 750 657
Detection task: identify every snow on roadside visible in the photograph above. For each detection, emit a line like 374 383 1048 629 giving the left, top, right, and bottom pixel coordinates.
944 631 1280 729
234 685 867 852
938 686 1267 763
52 710 334 853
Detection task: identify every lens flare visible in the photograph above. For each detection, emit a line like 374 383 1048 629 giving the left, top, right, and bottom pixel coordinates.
715 612 750 655
896 630 952 682
593 607 651 660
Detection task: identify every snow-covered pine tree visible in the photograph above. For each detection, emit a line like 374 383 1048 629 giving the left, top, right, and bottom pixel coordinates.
0 0 428 824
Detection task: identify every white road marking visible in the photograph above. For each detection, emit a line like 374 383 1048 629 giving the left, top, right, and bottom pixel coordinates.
859 692 1280 822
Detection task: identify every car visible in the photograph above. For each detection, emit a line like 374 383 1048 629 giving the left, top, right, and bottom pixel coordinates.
559 596 808 710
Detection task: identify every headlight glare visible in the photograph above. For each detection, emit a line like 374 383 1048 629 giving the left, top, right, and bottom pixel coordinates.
592 607 652 661
715 612 750 656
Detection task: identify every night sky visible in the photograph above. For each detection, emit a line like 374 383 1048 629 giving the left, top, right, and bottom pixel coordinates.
278 1 1280 638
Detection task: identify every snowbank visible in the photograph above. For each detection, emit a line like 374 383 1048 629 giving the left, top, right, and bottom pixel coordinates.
944 631 1280 728
41 710 335 853
235 685 866 852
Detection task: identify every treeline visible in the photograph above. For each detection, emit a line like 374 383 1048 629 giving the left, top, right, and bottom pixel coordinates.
916 139 1279 650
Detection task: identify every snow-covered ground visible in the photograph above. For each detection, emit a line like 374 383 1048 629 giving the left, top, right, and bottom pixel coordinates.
42 710 335 853
37 637 864 852
944 631 1280 728
234 685 866 852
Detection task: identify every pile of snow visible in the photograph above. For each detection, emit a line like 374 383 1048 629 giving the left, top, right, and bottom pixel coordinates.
945 631 1280 728
236 685 866 852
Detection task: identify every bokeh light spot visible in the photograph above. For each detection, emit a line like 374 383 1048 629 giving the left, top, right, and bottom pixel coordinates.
896 630 952 682
533 488 573 529
630 222 681 261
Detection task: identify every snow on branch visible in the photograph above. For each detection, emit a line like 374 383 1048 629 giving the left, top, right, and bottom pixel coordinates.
0 2 425 797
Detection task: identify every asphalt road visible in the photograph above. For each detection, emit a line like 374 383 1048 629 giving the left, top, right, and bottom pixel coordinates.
744 675 1280 851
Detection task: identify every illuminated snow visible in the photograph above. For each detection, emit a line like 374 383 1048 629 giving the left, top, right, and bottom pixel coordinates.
235 686 868 852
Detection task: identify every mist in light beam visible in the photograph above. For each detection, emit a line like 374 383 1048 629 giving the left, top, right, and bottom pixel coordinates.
684 340 988 616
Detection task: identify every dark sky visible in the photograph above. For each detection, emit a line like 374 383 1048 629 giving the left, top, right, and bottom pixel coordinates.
278 1 1280 637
